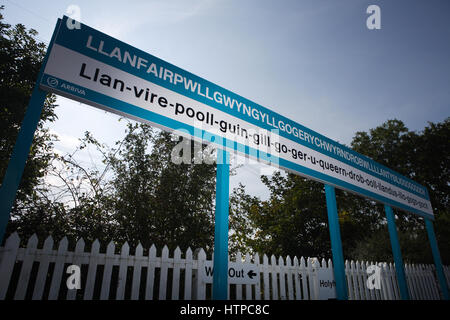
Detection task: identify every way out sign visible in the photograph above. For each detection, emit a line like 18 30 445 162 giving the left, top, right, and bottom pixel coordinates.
202 261 259 285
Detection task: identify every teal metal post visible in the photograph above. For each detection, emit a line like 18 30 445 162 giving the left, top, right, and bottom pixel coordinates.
0 19 61 243
425 218 449 300
212 148 230 300
324 184 348 300
384 205 410 300
0 89 46 243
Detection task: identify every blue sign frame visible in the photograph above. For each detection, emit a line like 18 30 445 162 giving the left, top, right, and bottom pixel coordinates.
39 16 432 220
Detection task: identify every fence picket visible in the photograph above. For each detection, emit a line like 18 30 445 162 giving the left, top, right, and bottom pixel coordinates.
391 263 400 300
374 262 382 300
427 266 438 299
244 253 252 300
350 261 359 300
421 264 429 299
389 263 399 300
382 263 393 300
345 261 353 300
235 252 242 300
364 261 374 300
15 234 38 300
84 239 101 300
0 232 20 299
48 237 68 300
116 242 130 300
196 249 206 300
130 242 143 300
309 258 319 300
408 264 417 299
430 265 440 299
172 247 182 300
270 255 278 300
420 264 429 299
299 257 308 300
293 256 301 300
254 253 261 300
412 264 421 299
357 261 365 299
67 238 85 300
262 254 270 300
145 244 157 300
406 264 415 300
278 256 286 300
373 261 381 300
32 235 54 300
361 261 370 300
159 245 169 300
424 265 435 299
184 247 193 300
355 261 365 300
100 241 115 300
286 256 294 300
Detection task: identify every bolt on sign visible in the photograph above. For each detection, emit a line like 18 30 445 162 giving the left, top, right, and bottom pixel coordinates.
39 16 433 220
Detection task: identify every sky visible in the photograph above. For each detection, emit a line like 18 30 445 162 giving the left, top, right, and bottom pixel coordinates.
3 0 450 200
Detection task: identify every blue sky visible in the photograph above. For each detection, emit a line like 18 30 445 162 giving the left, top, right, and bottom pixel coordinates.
3 0 450 199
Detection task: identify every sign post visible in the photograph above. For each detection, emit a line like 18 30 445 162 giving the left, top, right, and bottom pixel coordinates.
0 19 62 243
384 205 409 300
212 149 230 300
324 184 348 300
0 88 46 243
425 219 449 300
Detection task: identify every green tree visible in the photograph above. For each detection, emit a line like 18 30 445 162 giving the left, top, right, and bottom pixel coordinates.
351 119 450 264
228 183 261 255
106 123 217 251
411 119 450 263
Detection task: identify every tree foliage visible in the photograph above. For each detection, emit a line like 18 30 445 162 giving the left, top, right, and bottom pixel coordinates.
8 121 218 251
106 123 216 251
350 119 450 263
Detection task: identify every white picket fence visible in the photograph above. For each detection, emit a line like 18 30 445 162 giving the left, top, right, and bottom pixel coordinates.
0 233 448 300
345 260 447 300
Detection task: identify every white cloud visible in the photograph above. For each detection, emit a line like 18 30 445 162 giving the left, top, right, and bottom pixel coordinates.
89 0 214 39
50 129 80 153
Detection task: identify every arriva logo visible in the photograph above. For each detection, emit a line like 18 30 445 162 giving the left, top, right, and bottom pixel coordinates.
47 77 58 88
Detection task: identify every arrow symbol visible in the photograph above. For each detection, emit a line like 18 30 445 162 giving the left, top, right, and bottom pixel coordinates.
247 270 257 279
